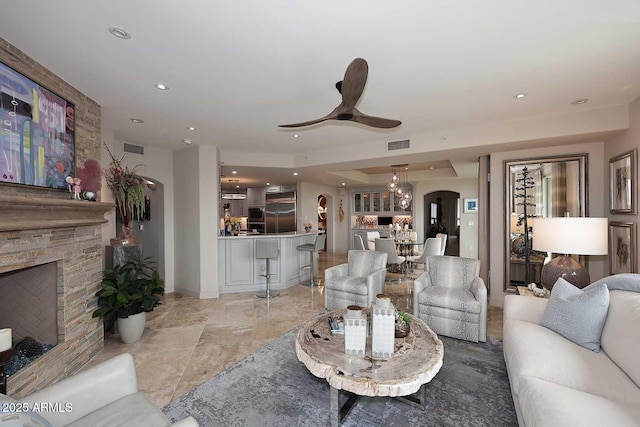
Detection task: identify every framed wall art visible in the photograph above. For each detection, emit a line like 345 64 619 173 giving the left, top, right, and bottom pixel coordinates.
0 61 75 190
609 221 636 275
463 198 478 213
609 149 636 214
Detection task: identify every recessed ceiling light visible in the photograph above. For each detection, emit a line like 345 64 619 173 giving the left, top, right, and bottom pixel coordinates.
514 93 527 99
183 139 192 145
571 98 589 105
342 183 346 186
232 170 237 174
293 172 298 176
108 26 131 40
155 83 169 90
188 126 196 131
130 118 144 123
293 134 299 138
266 182 270 186
236 185 240 189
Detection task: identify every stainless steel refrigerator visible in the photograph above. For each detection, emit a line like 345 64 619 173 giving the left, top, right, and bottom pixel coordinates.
265 191 296 233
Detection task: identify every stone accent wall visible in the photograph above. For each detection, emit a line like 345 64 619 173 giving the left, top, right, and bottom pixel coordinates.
0 196 113 397
0 223 106 397
0 40 109 397
0 38 101 199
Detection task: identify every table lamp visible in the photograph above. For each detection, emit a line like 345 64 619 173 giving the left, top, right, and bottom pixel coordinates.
532 217 608 289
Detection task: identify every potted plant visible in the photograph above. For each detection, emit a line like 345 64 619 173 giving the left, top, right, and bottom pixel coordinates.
92 256 164 343
103 142 146 245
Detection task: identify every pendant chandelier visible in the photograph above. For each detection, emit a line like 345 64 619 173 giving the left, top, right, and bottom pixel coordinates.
387 164 412 209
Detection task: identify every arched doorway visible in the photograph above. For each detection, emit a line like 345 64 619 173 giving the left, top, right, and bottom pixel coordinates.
116 177 165 278
424 191 460 256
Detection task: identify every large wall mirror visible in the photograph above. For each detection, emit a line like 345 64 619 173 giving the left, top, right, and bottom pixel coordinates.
504 154 588 291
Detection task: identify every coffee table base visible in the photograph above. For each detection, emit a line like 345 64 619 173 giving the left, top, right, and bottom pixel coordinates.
330 384 427 426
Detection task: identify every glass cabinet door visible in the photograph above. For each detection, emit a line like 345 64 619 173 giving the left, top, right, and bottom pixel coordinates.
373 192 381 212
354 193 361 212
363 192 371 212
382 191 391 212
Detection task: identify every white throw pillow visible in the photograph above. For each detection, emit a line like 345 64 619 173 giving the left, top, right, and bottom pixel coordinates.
540 277 610 352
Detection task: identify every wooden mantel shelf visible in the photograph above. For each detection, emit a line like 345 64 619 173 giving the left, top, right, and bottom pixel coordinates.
0 195 115 232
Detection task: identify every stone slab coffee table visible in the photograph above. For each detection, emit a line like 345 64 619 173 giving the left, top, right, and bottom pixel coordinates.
295 309 444 426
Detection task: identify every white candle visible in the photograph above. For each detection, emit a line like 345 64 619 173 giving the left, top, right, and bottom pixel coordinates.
0 328 11 352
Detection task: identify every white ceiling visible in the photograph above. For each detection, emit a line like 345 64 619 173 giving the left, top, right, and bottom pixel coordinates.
1 1 639 190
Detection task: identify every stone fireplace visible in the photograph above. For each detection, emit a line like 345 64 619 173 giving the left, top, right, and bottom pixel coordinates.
0 262 59 349
0 195 112 397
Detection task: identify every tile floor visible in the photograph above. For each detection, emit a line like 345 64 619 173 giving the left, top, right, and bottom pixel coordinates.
84 252 503 408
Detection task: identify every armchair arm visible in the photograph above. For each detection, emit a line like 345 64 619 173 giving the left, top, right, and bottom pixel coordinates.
21 353 138 426
366 267 388 306
413 272 433 316
503 294 548 323
324 263 348 282
469 277 488 342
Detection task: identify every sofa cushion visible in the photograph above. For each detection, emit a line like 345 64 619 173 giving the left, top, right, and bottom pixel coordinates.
502 318 640 406
518 376 640 427
540 278 609 351
66 392 170 427
600 289 640 389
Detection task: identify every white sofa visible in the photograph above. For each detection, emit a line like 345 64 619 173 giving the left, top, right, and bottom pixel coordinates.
0 353 198 427
503 274 640 427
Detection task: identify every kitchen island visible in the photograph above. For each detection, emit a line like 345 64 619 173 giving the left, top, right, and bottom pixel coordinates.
218 231 321 294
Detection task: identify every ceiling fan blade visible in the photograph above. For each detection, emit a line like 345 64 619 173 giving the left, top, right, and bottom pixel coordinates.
340 58 368 108
352 108 401 129
278 108 340 128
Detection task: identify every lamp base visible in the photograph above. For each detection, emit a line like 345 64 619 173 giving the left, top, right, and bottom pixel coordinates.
541 255 590 290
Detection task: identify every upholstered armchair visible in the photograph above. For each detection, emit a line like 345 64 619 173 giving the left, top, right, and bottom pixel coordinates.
324 250 388 310
413 256 487 342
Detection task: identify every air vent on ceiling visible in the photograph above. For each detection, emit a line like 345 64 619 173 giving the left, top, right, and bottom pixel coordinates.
123 143 144 155
386 139 410 151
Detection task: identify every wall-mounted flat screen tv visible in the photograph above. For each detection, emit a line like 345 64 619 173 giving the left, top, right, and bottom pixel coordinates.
0 61 75 190
378 216 393 226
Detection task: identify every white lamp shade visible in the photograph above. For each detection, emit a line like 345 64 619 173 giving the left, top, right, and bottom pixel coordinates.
532 217 608 255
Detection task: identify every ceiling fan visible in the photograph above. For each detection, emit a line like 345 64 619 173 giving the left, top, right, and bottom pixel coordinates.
279 58 401 129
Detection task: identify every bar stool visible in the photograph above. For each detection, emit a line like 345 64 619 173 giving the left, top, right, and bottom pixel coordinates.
256 239 280 298
297 234 326 286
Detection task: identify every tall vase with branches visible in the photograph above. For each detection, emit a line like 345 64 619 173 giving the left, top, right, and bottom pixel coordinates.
514 166 536 284
104 142 146 245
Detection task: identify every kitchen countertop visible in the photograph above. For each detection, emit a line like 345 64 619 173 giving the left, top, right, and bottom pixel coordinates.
218 231 322 239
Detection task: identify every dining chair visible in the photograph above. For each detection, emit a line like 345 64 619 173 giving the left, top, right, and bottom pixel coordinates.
353 234 367 251
366 231 381 250
407 237 441 273
435 233 448 255
374 238 406 278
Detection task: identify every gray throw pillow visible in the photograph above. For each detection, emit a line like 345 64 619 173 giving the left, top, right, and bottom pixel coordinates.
540 277 610 352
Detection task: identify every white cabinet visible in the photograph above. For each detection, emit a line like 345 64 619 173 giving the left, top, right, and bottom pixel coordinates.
246 187 266 207
228 199 247 217
225 239 254 286
352 187 411 214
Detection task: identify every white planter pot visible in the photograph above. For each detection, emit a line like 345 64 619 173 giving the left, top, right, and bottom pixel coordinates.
116 311 146 344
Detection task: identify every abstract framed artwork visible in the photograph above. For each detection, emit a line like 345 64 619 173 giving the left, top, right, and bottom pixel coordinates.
463 198 478 213
609 149 636 214
0 61 75 190
609 221 636 275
